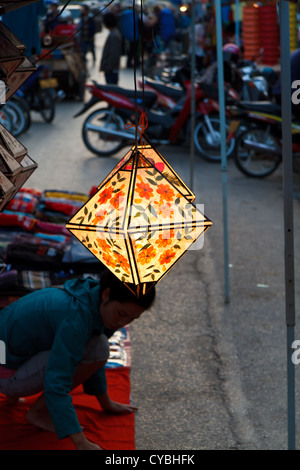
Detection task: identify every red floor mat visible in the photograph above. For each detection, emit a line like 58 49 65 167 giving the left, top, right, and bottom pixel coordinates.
0 367 135 450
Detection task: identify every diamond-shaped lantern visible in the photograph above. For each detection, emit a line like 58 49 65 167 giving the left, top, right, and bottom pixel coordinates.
66 143 212 296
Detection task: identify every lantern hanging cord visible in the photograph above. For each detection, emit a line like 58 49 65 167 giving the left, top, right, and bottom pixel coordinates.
35 0 116 64
125 112 148 148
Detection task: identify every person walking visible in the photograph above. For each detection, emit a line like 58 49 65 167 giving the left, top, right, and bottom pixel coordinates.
79 4 96 65
100 12 123 84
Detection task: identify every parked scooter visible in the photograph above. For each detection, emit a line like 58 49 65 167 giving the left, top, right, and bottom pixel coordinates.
17 64 60 123
226 99 300 178
239 61 276 101
139 76 185 111
74 79 236 162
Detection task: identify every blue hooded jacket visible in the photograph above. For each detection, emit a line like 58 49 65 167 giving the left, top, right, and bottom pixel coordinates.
0 278 111 439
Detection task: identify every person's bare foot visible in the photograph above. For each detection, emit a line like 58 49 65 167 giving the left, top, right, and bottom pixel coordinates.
26 394 56 433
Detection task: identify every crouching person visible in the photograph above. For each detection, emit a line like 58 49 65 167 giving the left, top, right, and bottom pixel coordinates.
0 269 155 450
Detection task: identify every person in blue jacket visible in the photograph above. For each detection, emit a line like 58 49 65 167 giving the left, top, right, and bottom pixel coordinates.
0 269 155 450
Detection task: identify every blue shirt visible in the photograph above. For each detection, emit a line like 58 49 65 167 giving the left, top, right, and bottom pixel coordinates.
0 278 111 439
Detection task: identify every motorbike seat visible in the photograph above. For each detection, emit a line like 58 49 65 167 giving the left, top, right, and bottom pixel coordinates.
239 101 282 116
145 109 174 128
93 82 157 108
143 78 184 100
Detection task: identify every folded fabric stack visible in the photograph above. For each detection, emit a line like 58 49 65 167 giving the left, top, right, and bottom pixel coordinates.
0 187 106 302
107 327 131 369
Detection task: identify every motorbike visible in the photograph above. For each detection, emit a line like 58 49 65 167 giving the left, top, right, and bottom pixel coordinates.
74 79 237 162
239 62 269 101
226 99 300 178
138 76 185 111
17 64 59 123
144 57 271 103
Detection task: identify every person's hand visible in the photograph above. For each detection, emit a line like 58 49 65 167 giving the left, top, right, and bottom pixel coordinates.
97 392 138 414
70 431 102 450
103 400 138 415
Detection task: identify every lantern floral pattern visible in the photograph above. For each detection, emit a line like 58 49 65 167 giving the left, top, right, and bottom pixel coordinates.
66 144 212 295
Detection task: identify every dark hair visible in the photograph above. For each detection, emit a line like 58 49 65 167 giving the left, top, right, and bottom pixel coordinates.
99 269 156 309
103 12 118 29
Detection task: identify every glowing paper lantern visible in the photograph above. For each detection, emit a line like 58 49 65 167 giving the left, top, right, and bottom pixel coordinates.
66 143 212 296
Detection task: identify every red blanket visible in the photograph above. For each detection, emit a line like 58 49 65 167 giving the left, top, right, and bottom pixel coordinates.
0 367 135 450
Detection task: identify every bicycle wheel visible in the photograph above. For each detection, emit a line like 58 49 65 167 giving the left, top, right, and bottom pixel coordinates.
82 108 128 156
39 89 55 123
234 126 282 178
194 116 236 162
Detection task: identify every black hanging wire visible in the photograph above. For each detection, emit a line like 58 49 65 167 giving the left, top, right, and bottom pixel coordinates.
35 0 116 64
55 0 72 18
139 0 145 115
127 0 147 150
132 0 138 148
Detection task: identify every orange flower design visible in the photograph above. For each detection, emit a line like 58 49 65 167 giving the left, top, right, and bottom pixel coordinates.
110 190 125 210
158 249 176 265
96 237 111 252
91 209 107 225
156 184 175 202
115 253 130 273
136 182 154 200
155 230 174 248
98 186 113 204
137 246 157 265
102 252 117 269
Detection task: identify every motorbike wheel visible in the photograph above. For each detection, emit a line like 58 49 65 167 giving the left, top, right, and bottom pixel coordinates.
234 126 282 178
2 100 27 136
194 117 236 162
11 96 31 133
39 89 55 123
82 108 127 156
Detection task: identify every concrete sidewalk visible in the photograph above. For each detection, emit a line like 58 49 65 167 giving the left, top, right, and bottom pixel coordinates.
129 155 300 450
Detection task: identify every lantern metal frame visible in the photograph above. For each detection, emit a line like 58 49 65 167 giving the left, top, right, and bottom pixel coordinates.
66 142 212 296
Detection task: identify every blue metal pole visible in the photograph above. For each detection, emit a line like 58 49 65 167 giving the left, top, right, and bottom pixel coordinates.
279 0 296 450
215 0 230 303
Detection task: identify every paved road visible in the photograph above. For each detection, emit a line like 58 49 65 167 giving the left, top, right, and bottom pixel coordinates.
19 34 300 450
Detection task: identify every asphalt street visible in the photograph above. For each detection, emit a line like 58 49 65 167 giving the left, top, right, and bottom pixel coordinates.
18 31 300 450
